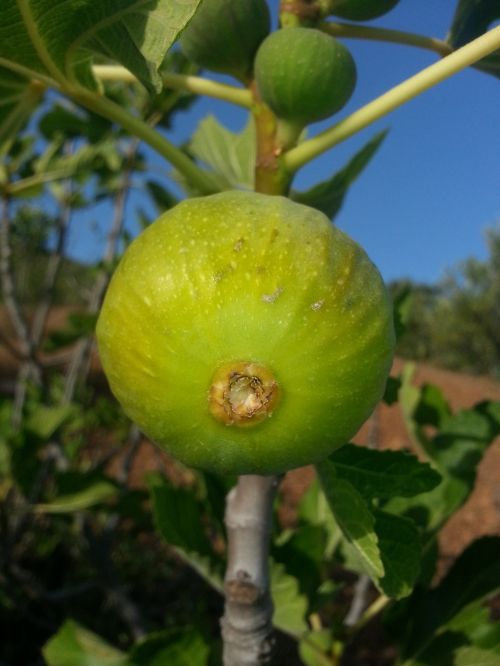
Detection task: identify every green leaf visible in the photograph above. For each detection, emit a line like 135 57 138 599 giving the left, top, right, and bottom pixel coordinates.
270 560 309 637
39 103 110 142
42 619 128 666
448 600 500 650
397 537 500 662
291 131 387 220
319 459 425 598
187 115 256 191
149 477 224 592
374 510 421 599
317 462 384 582
146 180 179 213
447 0 500 78
273 524 327 598
383 375 401 405
35 479 118 514
414 383 452 429
130 628 210 666
0 67 43 154
299 630 338 666
25 404 74 439
329 443 441 501
454 646 500 666
393 284 413 340
0 0 202 93
298 478 341 559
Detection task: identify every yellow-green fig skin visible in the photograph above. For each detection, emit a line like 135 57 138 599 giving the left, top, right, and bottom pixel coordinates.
96 192 395 476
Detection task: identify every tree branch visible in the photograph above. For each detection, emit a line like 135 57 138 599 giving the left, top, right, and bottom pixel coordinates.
221 475 279 666
320 22 452 58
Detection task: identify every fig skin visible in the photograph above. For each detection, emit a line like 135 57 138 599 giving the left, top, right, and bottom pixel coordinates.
179 0 270 84
96 192 395 476
254 27 356 129
329 0 400 21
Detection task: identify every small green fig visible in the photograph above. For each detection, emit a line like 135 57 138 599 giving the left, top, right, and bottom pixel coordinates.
96 192 394 476
328 0 400 21
179 0 270 84
254 27 356 131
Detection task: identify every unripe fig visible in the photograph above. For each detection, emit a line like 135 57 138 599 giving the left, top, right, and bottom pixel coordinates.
328 0 400 21
96 192 394 476
254 28 356 131
179 0 270 84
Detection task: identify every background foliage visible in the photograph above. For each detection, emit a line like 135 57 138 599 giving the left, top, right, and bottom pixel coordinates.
0 1 499 665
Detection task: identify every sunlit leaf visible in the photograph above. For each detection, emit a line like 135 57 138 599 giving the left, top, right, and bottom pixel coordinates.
0 0 203 92
42 619 128 666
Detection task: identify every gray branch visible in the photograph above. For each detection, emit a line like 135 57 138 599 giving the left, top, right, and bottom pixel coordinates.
221 474 279 666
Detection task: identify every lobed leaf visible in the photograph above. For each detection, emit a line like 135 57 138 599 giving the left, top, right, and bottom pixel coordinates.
0 0 202 93
317 463 384 582
318 454 427 598
186 115 256 191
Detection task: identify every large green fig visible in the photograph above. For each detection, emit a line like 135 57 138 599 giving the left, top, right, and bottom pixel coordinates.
254 27 356 130
179 0 270 83
328 0 400 21
96 192 394 476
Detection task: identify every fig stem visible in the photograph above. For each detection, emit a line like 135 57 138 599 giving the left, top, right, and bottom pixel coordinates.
284 25 500 173
221 474 279 666
92 65 253 108
321 22 452 58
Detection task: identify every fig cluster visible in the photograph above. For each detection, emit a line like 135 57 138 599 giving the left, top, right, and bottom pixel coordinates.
97 192 395 476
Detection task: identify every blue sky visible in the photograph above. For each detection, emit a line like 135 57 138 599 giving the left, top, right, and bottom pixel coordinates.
64 0 500 285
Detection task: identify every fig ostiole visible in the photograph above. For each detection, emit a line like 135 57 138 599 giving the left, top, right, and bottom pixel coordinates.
96 192 395 476
254 27 356 130
179 0 270 84
327 0 400 21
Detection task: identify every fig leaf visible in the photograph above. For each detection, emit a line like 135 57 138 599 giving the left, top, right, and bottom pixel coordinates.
328 443 442 501
318 455 423 598
42 619 128 666
0 0 203 93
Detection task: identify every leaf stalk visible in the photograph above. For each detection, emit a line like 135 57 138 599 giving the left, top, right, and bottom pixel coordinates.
321 22 452 57
92 65 253 108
